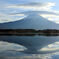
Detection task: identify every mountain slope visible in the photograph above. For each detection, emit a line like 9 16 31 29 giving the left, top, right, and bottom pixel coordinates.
0 12 59 30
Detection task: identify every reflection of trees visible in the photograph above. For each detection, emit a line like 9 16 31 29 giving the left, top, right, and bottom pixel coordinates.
0 29 59 36
39 29 59 33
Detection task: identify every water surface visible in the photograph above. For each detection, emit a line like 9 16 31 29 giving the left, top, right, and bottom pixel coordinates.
0 35 59 59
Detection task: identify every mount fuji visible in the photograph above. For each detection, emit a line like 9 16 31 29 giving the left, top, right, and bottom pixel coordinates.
0 11 59 30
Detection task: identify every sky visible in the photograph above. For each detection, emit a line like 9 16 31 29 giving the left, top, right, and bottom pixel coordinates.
0 0 59 23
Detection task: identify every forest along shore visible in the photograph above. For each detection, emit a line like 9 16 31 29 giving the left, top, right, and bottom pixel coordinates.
0 29 59 36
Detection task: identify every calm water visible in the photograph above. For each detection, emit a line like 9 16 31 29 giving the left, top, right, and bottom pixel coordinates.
0 35 59 59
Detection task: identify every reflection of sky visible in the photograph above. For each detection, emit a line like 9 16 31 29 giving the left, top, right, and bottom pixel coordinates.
0 0 59 23
0 41 59 59
40 42 59 52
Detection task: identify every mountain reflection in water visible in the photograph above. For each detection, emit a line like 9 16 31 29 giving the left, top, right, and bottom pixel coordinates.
0 35 59 59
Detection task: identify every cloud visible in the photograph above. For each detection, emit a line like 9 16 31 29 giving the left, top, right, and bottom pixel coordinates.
7 2 55 11
10 14 25 16
0 13 27 23
0 2 59 23
39 14 59 23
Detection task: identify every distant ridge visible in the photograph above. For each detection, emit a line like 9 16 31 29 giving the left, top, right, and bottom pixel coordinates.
0 11 59 30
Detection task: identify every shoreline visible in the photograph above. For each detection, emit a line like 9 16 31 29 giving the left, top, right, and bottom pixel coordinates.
0 29 59 36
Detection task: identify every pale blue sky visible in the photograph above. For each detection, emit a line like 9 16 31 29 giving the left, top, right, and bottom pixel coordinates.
0 0 59 23
0 0 59 10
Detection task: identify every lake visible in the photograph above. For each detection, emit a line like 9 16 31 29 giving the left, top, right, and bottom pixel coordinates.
0 35 59 59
